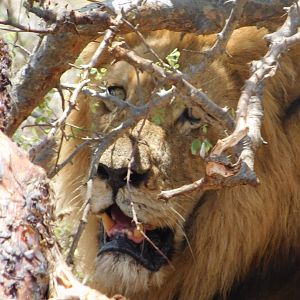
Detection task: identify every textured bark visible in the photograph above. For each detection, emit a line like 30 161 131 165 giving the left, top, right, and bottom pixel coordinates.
7 28 95 136
0 39 50 299
6 0 293 135
0 39 11 132
0 131 51 299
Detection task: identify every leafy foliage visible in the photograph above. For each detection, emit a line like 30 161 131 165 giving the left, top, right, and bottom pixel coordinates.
166 48 180 69
13 89 57 149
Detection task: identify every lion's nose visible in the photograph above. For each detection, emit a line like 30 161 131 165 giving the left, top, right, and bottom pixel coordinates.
97 163 149 192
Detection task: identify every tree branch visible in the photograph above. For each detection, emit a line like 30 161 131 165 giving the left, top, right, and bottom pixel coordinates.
28 0 294 35
4 0 293 135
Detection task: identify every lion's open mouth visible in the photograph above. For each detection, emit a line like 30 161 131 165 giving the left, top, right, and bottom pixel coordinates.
98 204 174 272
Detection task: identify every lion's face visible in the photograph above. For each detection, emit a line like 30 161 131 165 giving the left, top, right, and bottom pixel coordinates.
88 50 232 294
57 27 300 299
92 122 205 292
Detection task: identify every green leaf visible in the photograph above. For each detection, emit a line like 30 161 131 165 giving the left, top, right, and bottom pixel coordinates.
90 102 99 113
203 138 213 153
166 48 180 69
152 114 163 125
89 68 98 75
229 107 236 118
151 108 166 126
202 124 208 134
191 139 202 156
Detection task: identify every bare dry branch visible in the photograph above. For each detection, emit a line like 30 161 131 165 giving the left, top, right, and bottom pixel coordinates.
0 18 55 34
27 0 293 35
66 180 92 265
48 139 94 178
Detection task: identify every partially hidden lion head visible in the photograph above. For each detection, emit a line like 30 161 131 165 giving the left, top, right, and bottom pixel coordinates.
55 27 300 299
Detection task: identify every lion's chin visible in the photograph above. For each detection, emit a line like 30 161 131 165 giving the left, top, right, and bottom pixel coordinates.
95 252 166 296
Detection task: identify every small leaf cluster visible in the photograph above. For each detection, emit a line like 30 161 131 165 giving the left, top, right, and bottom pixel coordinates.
89 67 107 81
166 48 180 69
191 138 212 157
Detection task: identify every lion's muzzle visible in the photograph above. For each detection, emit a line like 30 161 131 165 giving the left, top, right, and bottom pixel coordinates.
98 204 174 272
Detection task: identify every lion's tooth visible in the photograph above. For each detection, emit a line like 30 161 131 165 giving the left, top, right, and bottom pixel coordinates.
133 228 144 239
100 212 115 232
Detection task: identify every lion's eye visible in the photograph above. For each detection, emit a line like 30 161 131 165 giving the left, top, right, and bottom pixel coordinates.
107 86 126 101
175 107 202 134
182 107 201 124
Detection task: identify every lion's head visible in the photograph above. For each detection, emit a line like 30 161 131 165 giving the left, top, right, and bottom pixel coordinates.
55 27 300 299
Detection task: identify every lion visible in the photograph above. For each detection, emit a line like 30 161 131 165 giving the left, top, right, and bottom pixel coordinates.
54 26 300 299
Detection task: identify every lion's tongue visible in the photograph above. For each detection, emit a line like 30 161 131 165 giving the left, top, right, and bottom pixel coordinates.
103 205 145 244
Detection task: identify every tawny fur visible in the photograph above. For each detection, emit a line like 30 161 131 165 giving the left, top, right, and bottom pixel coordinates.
54 27 300 299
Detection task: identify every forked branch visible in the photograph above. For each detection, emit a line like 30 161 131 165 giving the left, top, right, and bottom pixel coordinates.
159 1 300 201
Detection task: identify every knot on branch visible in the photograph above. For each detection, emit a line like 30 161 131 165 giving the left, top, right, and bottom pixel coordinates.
206 155 259 187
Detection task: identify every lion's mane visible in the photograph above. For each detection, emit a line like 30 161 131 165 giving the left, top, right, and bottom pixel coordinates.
54 27 300 299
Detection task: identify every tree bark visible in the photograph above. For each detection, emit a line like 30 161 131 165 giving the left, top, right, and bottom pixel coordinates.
0 130 50 299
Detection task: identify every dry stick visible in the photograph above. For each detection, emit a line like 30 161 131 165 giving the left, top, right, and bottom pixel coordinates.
28 79 90 162
25 0 296 35
0 18 55 34
213 0 300 160
159 1 300 201
81 14 123 79
53 86 66 173
61 84 137 115
122 18 170 69
48 139 94 178
66 180 92 265
126 118 147 230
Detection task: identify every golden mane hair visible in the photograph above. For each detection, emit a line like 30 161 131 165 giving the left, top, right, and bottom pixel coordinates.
54 27 300 299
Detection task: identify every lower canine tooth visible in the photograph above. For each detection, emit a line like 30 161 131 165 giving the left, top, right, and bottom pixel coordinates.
100 212 115 232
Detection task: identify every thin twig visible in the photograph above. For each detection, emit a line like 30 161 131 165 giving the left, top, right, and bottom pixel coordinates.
29 79 90 162
66 180 92 265
125 117 174 268
63 14 124 265
0 18 54 34
81 14 123 79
